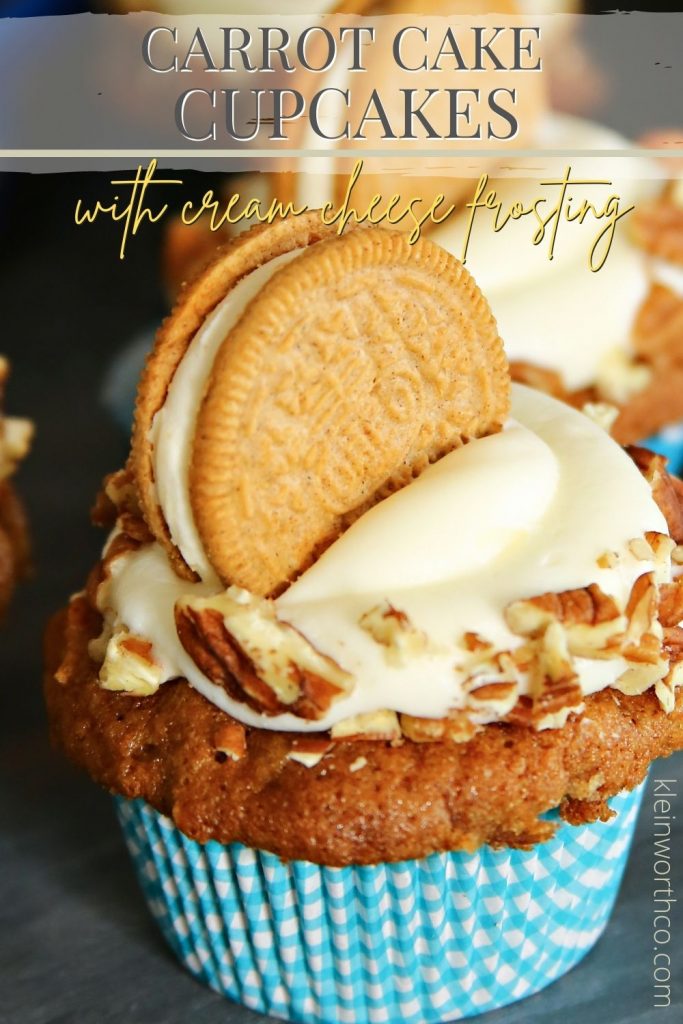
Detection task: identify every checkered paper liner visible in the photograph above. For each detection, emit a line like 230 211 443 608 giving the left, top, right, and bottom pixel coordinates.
116 783 644 1024
646 425 683 476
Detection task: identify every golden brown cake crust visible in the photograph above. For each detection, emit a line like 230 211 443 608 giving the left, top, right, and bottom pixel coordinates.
45 596 683 866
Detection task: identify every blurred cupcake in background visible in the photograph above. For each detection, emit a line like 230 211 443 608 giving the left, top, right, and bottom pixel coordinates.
0 358 33 616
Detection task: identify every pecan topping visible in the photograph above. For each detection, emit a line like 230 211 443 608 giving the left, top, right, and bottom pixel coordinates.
359 601 428 665
399 710 477 744
287 736 333 767
213 721 247 761
91 467 141 528
507 584 621 633
331 710 401 742
98 629 163 696
506 583 625 659
624 572 658 646
615 658 670 698
532 620 584 720
581 402 619 433
596 349 651 406
659 578 683 628
466 680 519 718
175 589 353 721
628 447 683 543
663 625 683 663
463 631 493 653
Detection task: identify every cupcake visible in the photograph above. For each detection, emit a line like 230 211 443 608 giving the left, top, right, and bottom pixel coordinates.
46 217 683 1023
0 357 32 616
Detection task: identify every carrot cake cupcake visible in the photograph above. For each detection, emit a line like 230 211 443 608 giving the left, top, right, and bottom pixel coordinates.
46 217 683 1022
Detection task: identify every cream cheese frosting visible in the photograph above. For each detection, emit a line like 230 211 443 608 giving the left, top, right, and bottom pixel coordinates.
101 384 671 733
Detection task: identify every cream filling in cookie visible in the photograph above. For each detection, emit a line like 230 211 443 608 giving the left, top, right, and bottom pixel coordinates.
151 247 303 581
106 385 671 732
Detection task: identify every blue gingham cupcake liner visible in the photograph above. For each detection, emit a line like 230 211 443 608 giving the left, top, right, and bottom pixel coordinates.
116 782 645 1024
646 425 683 477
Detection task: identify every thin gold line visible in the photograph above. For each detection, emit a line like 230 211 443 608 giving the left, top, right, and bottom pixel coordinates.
0 148 680 159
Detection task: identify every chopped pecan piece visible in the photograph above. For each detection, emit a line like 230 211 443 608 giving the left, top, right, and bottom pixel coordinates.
581 402 619 432
659 578 683 628
672 545 683 565
628 537 654 561
358 601 428 666
399 710 477 744
615 658 669 697
628 447 683 543
466 680 519 719
663 625 683 662
533 621 584 715
91 466 141 527
506 583 625 659
175 589 353 721
655 670 682 714
213 721 247 761
116 512 153 546
624 572 658 646
595 349 651 406
287 736 333 767
331 709 401 742
463 632 493 653
645 531 676 578
507 584 620 634
622 632 664 666
99 629 163 696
